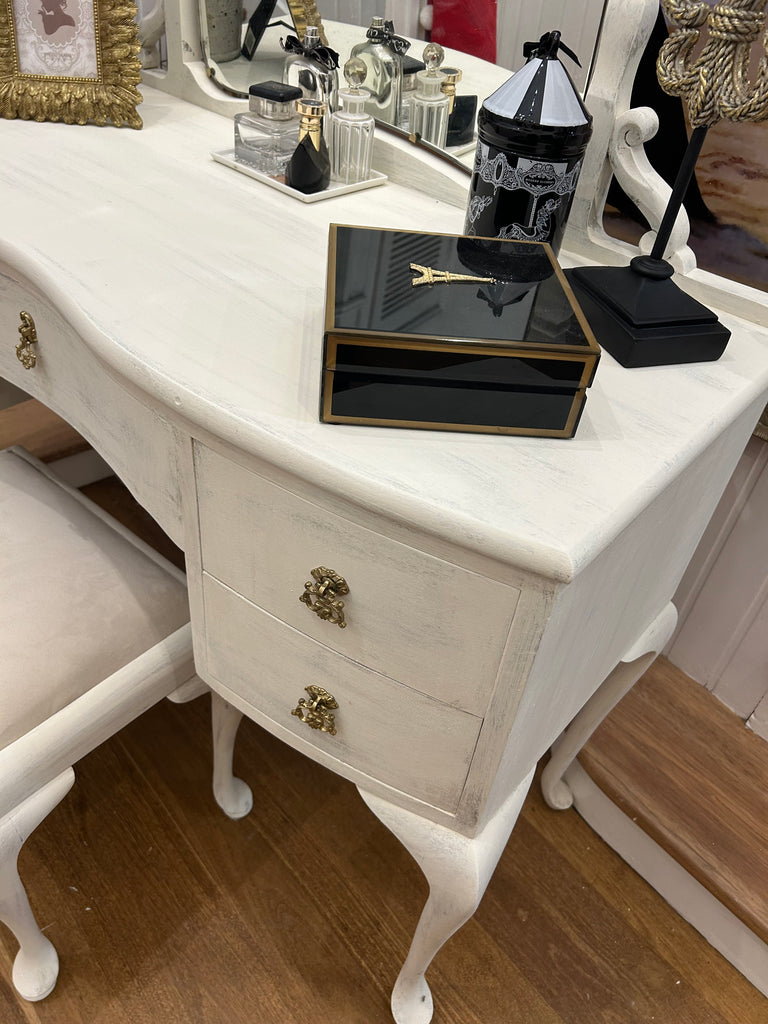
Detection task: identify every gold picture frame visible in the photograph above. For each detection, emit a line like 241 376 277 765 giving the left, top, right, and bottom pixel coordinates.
285 0 327 46
0 0 143 127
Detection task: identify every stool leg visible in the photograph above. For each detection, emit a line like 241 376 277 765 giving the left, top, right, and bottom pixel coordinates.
211 693 253 820
0 769 75 1001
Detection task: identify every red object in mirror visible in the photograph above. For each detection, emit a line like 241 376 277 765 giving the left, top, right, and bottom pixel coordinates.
430 0 497 64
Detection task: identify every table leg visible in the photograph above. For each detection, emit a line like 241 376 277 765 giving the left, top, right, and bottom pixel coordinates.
358 768 534 1024
211 693 253 820
541 601 678 810
0 770 74 1001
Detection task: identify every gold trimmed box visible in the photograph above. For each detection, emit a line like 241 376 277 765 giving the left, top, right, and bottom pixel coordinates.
321 225 600 438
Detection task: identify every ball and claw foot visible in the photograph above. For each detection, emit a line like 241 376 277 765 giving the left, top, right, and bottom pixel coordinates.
12 936 59 1002
392 973 434 1024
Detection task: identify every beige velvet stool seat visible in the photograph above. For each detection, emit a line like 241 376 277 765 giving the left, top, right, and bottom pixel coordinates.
0 445 201 1002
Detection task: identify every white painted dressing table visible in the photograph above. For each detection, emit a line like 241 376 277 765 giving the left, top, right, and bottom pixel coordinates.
2 62 768 1023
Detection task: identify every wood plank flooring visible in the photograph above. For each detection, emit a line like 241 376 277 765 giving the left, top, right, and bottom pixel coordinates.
2 400 767 1023
580 657 768 946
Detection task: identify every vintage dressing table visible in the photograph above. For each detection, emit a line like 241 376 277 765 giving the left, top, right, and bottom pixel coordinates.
2 2 768 1020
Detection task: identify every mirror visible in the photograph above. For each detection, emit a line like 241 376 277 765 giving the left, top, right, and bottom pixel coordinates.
192 2 608 165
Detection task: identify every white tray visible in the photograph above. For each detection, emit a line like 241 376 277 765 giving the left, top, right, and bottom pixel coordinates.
211 149 387 203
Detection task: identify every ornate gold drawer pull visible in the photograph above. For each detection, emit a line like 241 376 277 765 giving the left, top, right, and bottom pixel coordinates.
291 685 339 735
16 311 38 369
299 566 349 628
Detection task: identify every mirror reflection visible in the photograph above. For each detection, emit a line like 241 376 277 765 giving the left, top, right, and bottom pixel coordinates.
194 2 607 162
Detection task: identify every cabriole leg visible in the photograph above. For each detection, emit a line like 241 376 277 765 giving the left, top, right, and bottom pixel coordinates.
211 692 253 820
541 601 678 810
359 770 534 1024
0 769 75 1001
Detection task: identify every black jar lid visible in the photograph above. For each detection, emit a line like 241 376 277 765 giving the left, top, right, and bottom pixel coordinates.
248 81 303 102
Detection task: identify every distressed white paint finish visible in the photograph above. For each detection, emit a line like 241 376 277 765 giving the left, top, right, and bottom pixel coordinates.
0 772 72 1001
195 443 520 713
203 574 481 812
2 57 768 1019
211 695 253 819
541 602 678 810
667 436 768 718
359 770 534 1024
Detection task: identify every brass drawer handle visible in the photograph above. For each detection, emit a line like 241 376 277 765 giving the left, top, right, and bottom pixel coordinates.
299 566 349 628
16 311 38 369
291 685 338 735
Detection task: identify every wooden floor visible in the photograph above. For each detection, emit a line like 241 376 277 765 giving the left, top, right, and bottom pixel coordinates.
581 658 768 947
1 401 767 1023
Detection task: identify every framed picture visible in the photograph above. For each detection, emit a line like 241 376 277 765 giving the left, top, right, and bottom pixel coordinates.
285 0 327 46
0 0 143 127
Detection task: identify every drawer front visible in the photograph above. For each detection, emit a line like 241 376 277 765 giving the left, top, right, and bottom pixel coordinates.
0 271 183 543
195 443 520 715
203 575 481 813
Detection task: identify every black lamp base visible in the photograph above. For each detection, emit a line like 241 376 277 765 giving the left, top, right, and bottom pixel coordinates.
566 257 731 368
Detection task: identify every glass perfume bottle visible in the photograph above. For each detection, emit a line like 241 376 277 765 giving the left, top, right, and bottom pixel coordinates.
398 54 425 129
234 81 303 177
285 99 330 194
329 58 375 185
282 24 339 114
409 43 450 149
350 16 409 125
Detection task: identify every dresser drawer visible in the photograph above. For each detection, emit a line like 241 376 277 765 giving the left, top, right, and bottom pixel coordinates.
0 269 184 542
203 575 481 812
195 443 519 715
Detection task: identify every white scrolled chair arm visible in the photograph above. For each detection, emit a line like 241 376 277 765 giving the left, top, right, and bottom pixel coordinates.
609 105 697 275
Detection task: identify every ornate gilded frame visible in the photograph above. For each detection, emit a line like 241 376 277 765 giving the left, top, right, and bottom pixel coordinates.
0 0 143 127
285 0 327 45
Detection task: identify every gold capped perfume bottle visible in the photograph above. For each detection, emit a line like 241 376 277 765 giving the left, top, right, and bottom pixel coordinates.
285 98 330 194
349 16 410 125
234 81 303 177
409 43 450 149
329 58 375 184
281 25 339 113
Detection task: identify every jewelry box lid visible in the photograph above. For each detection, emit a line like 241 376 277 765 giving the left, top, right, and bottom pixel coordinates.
325 224 599 357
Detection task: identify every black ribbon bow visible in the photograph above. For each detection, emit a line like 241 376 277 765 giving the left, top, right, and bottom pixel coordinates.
366 19 410 56
523 30 581 67
281 33 340 70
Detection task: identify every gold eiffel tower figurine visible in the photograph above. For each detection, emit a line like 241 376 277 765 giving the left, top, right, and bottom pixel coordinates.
409 263 497 287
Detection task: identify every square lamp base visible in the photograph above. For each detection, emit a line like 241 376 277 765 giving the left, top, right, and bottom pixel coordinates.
567 263 731 368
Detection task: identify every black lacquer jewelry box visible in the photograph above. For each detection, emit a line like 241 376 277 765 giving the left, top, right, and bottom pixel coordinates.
321 225 600 438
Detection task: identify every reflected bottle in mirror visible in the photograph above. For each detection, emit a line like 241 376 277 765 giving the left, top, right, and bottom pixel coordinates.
234 81 302 177
398 55 425 129
350 15 409 126
409 43 450 149
285 99 330 194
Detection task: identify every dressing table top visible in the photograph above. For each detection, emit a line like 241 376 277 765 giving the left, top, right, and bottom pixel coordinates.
3 85 768 583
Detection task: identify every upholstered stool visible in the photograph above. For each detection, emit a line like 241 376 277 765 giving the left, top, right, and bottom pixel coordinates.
0 446 200 1001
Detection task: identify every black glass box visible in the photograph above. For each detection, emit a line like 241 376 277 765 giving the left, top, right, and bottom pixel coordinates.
321 225 600 438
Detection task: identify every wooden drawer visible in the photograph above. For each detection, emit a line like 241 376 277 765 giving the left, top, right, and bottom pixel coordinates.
195 443 520 715
0 269 184 542
203 574 481 812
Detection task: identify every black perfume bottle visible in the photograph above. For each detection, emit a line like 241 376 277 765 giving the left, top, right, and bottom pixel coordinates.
464 31 592 254
285 98 330 194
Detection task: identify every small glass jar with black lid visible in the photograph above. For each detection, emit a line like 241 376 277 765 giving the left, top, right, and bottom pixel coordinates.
234 80 303 177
